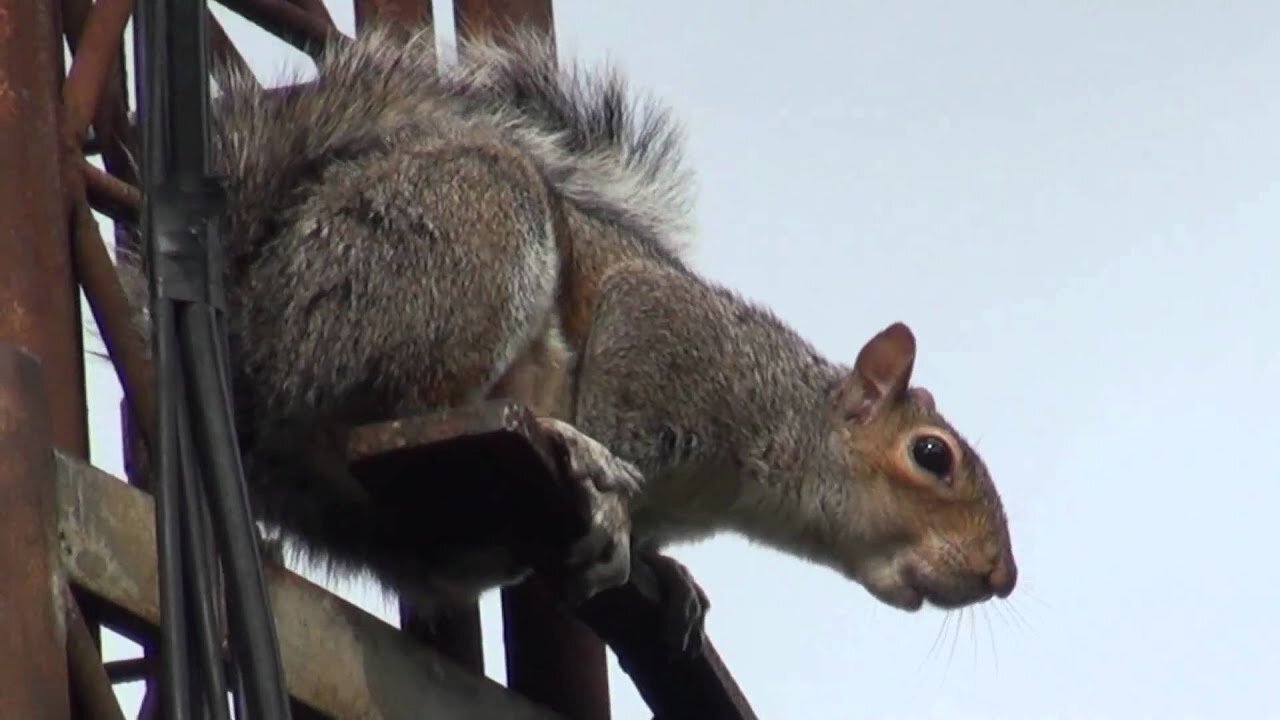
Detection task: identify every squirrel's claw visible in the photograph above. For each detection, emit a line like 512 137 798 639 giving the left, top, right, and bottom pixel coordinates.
644 551 710 659
538 418 639 604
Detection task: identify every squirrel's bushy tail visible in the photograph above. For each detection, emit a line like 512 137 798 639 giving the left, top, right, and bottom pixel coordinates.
116 23 695 351
213 24 694 260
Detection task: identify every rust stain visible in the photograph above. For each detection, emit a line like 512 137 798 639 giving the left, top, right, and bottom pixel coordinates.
0 75 13 123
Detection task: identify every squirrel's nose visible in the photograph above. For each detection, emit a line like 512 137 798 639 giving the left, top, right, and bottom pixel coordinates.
985 552 1017 598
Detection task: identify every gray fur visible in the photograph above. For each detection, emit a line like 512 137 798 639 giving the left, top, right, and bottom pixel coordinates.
213 25 694 271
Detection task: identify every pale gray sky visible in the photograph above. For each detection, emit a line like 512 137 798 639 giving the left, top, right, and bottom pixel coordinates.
92 2 1280 718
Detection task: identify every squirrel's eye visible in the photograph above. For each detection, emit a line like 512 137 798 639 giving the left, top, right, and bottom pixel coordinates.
910 435 953 480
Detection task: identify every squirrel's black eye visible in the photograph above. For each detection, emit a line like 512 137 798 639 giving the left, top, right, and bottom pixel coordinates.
911 435 953 479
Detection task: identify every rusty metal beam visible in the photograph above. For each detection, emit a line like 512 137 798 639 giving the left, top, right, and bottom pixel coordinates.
66 589 128 720
55 451 565 720
216 0 347 56
62 0 139 202
288 0 335 28
0 0 90 457
83 158 142 223
103 657 151 684
207 11 258 82
453 0 555 43
0 345 72 720
578 562 759 720
354 0 431 35
503 580 613 719
60 0 133 142
68 192 156 454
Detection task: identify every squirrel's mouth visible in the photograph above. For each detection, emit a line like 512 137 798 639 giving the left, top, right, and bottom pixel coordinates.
902 564 996 610
857 554 996 612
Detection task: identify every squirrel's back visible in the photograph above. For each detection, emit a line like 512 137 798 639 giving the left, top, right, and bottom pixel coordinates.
111 27 703 601
211 26 695 267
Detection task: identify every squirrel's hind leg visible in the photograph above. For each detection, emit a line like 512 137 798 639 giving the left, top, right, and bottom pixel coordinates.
232 140 570 603
235 138 637 608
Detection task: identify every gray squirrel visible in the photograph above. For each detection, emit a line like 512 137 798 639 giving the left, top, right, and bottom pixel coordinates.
118 25 1016 651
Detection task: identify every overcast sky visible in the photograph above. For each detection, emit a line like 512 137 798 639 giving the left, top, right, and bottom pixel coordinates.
93 2 1280 718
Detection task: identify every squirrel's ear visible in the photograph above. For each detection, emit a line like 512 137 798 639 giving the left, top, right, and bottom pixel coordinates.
838 322 917 423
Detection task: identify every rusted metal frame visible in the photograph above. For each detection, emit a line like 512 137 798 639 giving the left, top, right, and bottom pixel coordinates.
502 581 612 718
578 564 759 720
104 657 152 684
65 170 157 454
84 158 142 223
288 0 335 28
137 689 160 720
61 0 139 200
207 11 258 82
215 0 347 56
354 0 432 35
0 0 91 458
58 0 140 678
60 0 134 143
0 345 72 720
67 588 130 720
453 0 555 43
56 451 567 720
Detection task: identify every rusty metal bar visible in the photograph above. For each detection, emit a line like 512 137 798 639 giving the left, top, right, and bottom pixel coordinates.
59 0 136 674
216 0 346 56
83 158 142 223
104 657 152 684
67 589 129 720
61 0 134 142
578 562 759 720
138 687 160 720
0 0 90 458
68 183 157 453
207 11 258 81
454 0 555 43
62 0 139 200
0 345 72 720
56 451 565 720
503 581 613 719
288 0 335 28
354 0 432 35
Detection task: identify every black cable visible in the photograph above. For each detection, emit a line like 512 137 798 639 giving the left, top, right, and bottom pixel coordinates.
151 306 194 720
177 400 233 720
134 0 294 711
181 303 292 720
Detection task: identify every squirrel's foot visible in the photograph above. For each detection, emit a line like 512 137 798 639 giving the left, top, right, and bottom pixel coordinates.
538 418 642 605
643 550 710 659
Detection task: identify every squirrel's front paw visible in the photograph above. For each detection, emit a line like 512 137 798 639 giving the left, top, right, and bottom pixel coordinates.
538 418 641 605
642 551 710 659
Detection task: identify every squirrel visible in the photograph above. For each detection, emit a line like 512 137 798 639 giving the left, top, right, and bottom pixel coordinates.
116 25 1016 652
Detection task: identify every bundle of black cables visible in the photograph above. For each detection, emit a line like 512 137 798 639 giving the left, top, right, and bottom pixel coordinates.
132 0 292 716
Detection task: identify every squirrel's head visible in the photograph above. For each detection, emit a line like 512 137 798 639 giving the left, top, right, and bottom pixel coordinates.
825 322 1016 612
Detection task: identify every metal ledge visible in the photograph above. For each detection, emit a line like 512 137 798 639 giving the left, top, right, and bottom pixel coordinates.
54 451 563 720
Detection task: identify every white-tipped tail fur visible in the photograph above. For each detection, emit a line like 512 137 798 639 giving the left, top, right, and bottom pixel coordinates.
211 24 695 260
